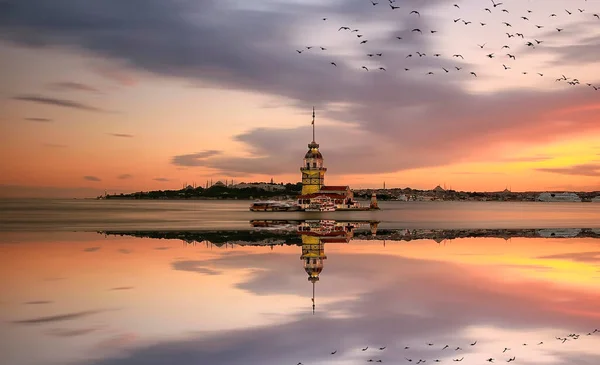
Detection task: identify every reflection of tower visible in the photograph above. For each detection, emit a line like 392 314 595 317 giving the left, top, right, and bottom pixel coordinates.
370 221 379 237
300 107 327 195
300 233 326 314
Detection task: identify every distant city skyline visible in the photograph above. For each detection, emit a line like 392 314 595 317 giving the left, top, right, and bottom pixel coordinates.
1 0 600 197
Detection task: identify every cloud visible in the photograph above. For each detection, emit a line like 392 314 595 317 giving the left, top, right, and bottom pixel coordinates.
2 1 600 176
11 309 112 325
43 143 67 148
48 81 101 93
498 156 554 163
108 133 134 138
117 174 133 179
83 176 102 182
109 286 134 291
171 150 223 167
23 300 53 305
84 247 101 252
12 95 105 112
153 178 170 182
118 249 132 254
536 163 600 177
44 327 100 337
24 117 52 122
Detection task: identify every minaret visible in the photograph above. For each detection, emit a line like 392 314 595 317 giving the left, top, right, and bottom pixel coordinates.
300 107 327 195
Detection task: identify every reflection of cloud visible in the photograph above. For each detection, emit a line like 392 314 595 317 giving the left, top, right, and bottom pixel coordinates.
45 327 100 337
95 333 138 351
171 260 221 275
539 251 600 264
77 247 600 365
12 309 113 325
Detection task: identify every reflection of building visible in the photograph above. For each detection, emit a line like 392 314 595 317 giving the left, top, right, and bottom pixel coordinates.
298 220 357 314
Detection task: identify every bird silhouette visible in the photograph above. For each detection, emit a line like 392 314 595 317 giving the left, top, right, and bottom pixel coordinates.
503 348 510 353
470 341 477 346
362 347 369 351
453 54 464 59
361 66 368 71
410 10 420 16
470 72 477 77
491 0 503 7
379 67 386 71
412 28 422 33
330 62 337 66
390 4 400 10
379 347 386 350
503 22 512 27
453 358 464 362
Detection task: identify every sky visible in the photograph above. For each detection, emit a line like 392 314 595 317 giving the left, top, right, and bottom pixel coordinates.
1 0 600 197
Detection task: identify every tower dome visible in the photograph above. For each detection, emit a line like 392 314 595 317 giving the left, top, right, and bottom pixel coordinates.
300 108 327 195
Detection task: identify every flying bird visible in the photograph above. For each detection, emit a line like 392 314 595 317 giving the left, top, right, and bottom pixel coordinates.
390 4 400 10
379 67 386 71
491 0 503 7
478 43 486 48
330 62 337 66
412 28 422 33
410 10 420 16
360 40 368 44
362 66 369 71
470 72 477 77
338 27 350 31
454 4 460 8
453 54 464 59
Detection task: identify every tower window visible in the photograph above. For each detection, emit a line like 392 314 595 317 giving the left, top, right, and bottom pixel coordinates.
306 162 310 168
313 162 317 168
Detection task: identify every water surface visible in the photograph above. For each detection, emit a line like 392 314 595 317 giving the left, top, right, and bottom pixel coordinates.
1 220 600 365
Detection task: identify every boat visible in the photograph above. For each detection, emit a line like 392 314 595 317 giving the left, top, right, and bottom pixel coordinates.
249 200 302 212
305 197 336 212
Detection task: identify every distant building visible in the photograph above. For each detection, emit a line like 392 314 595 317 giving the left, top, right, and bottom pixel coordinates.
232 182 285 191
537 192 581 202
433 185 446 193
592 196 600 203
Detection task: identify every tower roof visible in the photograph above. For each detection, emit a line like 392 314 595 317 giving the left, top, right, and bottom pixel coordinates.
305 147 323 159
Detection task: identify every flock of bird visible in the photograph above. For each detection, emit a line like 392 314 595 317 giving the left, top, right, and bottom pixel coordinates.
294 329 599 364
295 0 600 91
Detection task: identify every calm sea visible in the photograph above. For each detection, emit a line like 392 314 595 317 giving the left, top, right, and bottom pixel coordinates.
1 200 600 365
1 199 600 230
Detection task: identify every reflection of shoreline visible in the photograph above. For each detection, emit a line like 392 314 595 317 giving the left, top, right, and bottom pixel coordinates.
98 222 600 244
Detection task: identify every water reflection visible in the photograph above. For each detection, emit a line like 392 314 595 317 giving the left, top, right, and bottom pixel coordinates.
2 222 600 365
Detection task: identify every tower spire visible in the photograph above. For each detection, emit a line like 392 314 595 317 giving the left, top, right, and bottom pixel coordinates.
311 106 315 142
312 280 315 315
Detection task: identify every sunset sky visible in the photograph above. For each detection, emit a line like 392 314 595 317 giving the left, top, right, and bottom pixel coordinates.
1 0 600 197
